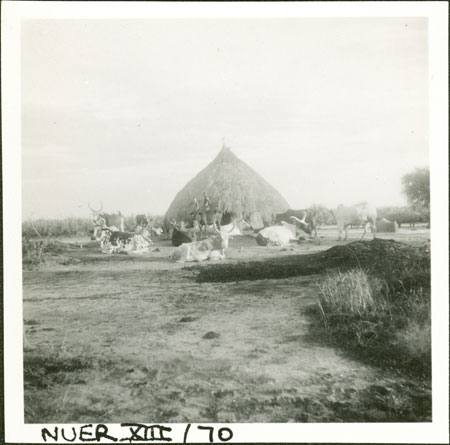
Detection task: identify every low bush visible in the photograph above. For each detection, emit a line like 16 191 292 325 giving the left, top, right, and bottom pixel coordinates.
22 238 65 267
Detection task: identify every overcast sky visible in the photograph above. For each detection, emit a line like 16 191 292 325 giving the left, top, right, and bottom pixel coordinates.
22 18 428 219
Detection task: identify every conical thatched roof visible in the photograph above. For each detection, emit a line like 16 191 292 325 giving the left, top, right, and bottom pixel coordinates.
165 146 290 223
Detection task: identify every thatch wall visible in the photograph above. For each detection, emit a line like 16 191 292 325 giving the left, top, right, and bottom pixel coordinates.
165 147 289 223
249 212 264 230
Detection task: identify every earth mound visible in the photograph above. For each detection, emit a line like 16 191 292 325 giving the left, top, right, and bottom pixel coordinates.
193 239 430 284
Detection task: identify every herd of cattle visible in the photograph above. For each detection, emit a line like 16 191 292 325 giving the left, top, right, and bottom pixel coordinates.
88 202 380 262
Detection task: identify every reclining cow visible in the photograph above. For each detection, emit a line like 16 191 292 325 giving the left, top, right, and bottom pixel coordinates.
334 203 377 240
256 221 297 246
275 209 317 238
289 213 317 238
99 226 153 254
171 223 194 247
169 223 234 262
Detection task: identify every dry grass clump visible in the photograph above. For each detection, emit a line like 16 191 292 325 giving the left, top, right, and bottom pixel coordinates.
317 270 390 347
315 267 430 376
318 270 388 320
394 320 431 362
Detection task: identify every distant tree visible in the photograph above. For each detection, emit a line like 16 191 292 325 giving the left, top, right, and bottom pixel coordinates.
401 168 430 212
309 204 334 226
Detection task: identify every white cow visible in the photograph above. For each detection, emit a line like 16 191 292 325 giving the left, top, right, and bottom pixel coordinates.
335 203 377 241
256 222 297 246
169 224 233 262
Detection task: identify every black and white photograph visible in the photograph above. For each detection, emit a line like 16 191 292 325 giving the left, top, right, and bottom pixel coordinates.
2 1 448 443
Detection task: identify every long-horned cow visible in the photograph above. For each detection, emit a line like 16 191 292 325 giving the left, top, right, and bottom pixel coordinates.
172 226 194 247
334 203 377 241
170 223 234 262
275 209 317 238
256 222 297 246
89 202 125 240
289 213 317 238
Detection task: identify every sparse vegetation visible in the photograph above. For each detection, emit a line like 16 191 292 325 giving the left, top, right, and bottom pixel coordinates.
23 231 432 423
22 238 81 268
22 218 93 238
314 247 430 376
309 203 335 226
22 215 164 239
317 270 388 331
194 238 431 378
22 238 64 267
24 344 430 423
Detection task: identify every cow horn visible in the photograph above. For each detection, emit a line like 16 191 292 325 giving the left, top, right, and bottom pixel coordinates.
290 215 307 224
88 202 102 213
228 221 235 233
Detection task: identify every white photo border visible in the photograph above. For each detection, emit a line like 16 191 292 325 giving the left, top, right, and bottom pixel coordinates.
2 1 448 443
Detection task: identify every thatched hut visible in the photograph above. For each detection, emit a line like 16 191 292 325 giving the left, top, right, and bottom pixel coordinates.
376 218 398 233
165 146 289 225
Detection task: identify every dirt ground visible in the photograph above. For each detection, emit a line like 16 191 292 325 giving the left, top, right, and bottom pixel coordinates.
23 225 431 423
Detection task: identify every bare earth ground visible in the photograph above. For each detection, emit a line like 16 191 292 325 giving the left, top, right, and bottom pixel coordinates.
23 226 431 423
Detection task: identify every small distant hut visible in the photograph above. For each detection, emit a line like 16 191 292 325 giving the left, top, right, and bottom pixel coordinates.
165 145 290 226
376 218 398 233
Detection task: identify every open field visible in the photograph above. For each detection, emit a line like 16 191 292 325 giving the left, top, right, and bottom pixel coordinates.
23 226 431 423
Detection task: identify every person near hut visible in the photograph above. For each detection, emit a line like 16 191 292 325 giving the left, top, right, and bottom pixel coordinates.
190 198 201 227
192 198 200 218
193 197 200 213
203 192 211 212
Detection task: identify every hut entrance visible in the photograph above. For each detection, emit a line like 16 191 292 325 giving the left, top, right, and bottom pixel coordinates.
220 212 233 225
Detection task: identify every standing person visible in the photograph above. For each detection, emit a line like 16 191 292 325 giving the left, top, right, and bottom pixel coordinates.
193 197 200 214
191 198 200 227
203 192 211 212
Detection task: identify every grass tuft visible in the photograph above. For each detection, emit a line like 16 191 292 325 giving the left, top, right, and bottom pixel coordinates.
314 266 430 376
318 270 387 320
